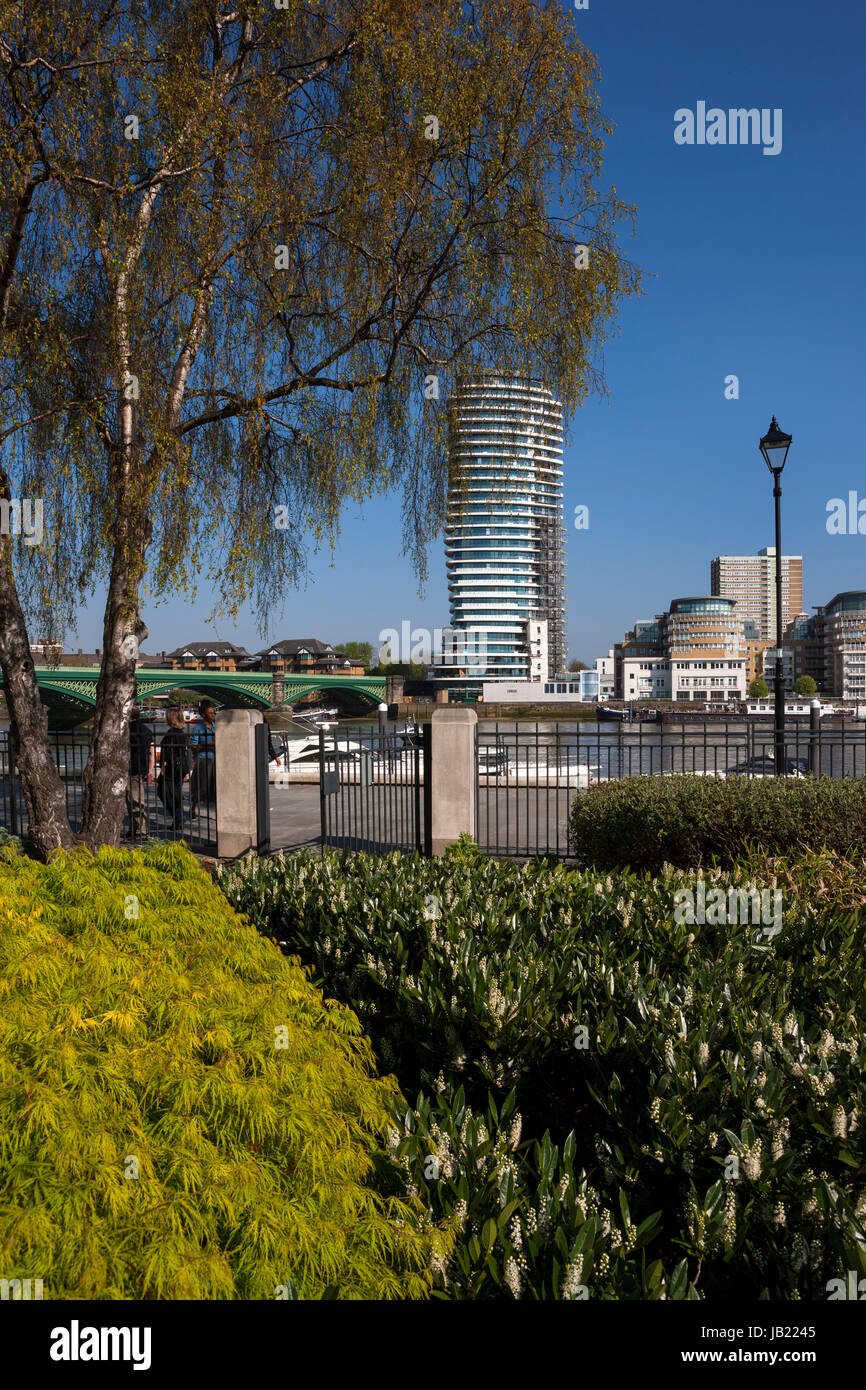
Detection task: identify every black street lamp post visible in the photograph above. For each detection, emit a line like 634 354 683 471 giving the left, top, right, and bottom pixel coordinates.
759 417 793 776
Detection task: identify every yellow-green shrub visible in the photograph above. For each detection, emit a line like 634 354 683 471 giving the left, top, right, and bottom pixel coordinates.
0 843 443 1299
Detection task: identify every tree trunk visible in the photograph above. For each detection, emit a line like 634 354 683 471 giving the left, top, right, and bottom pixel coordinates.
79 544 147 850
0 536 75 858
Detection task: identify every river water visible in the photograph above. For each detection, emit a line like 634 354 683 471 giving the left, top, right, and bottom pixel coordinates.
2 715 864 781
336 716 866 781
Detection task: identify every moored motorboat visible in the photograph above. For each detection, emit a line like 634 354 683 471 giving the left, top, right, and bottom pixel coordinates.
596 705 630 722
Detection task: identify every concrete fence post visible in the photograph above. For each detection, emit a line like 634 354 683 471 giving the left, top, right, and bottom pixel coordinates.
426 706 476 855
215 708 262 858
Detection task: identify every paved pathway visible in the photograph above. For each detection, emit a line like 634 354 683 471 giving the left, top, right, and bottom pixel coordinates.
266 782 578 860
268 785 322 852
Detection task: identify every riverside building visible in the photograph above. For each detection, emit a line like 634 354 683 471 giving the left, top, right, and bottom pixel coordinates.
820 592 866 701
609 585 866 705
780 592 866 700
432 373 566 692
481 668 600 704
613 598 750 702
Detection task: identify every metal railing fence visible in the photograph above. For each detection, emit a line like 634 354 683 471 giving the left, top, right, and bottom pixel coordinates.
475 716 866 859
0 727 217 852
318 723 425 854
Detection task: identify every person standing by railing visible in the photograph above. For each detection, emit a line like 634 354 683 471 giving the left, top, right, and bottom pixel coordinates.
189 699 216 817
268 727 283 768
128 707 155 841
158 707 193 830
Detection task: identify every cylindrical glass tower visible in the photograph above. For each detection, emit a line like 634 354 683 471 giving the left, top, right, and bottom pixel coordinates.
439 374 566 683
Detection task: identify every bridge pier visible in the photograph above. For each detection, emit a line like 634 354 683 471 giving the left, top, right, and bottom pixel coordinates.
385 675 405 707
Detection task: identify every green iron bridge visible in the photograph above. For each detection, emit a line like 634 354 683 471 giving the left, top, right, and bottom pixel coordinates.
2 668 387 726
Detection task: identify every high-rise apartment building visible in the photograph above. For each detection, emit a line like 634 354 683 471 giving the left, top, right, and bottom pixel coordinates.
819 592 866 701
436 374 566 684
782 592 866 700
710 547 803 641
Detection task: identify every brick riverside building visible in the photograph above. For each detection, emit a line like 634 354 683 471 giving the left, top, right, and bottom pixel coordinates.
710 547 803 642
242 639 364 676
164 642 251 671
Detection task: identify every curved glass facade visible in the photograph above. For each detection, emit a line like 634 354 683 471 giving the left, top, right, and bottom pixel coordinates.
670 598 736 615
440 375 566 680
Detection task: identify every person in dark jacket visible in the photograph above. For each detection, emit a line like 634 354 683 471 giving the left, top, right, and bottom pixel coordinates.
268 729 283 766
127 707 155 840
158 707 193 829
189 699 216 816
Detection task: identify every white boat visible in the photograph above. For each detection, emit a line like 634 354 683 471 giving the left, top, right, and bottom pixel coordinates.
270 727 432 785
290 706 339 728
505 761 601 786
475 740 601 784
477 751 601 785
477 746 509 776
727 755 808 779
372 729 422 771
745 701 836 717
269 732 366 782
658 768 727 779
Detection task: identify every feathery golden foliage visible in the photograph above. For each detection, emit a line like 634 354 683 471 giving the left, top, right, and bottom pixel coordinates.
0 842 448 1298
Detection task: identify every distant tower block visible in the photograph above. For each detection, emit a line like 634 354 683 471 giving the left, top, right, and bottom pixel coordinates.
711 547 803 642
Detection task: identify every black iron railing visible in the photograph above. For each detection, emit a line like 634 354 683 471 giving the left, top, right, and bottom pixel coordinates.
475 716 866 859
0 726 217 852
319 724 425 854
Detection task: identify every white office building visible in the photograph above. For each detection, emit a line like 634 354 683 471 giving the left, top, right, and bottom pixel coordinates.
620 655 748 703
482 670 600 704
594 649 616 702
669 657 748 702
621 657 670 702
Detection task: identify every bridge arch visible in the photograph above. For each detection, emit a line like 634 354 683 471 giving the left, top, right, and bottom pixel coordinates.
280 676 385 713
134 671 274 711
0 667 387 726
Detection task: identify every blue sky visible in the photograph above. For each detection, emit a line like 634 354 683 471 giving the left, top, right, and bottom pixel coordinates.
71 0 866 663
